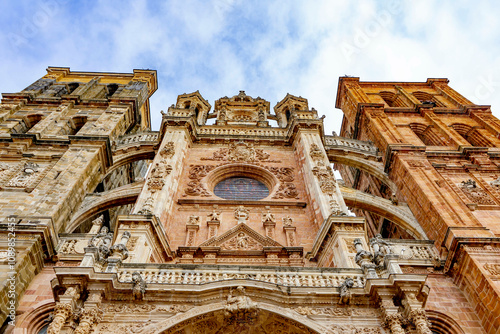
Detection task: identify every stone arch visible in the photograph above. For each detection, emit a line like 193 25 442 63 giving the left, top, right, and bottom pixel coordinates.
325 150 397 193
13 300 54 334
66 181 143 233
340 185 427 239
426 310 466 334
138 301 326 334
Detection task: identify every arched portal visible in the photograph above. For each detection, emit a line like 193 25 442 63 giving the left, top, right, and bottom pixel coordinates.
138 302 325 334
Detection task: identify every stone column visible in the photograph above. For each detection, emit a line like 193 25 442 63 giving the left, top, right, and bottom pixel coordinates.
402 290 432 334
295 130 348 222
73 291 103 334
133 129 190 224
47 287 80 334
379 291 405 334
185 215 200 246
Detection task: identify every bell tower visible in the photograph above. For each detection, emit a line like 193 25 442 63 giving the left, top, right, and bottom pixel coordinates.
336 76 500 334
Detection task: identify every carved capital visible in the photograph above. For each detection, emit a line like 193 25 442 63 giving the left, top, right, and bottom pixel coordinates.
47 302 73 334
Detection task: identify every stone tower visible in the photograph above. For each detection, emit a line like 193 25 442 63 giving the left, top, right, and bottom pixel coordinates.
0 69 493 333
336 77 500 334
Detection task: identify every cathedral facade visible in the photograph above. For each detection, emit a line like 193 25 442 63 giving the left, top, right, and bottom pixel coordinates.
0 68 498 333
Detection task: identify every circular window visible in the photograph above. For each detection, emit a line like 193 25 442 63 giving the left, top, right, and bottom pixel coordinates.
214 176 269 200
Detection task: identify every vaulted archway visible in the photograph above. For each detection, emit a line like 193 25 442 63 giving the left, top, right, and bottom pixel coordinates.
138 302 326 334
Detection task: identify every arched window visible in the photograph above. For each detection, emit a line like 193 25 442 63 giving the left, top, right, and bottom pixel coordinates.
106 83 119 97
450 123 494 147
412 91 445 107
67 82 80 94
69 116 87 135
409 123 448 146
380 91 407 107
214 176 269 201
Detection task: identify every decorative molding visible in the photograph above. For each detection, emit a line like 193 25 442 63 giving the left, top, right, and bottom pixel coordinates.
201 141 280 163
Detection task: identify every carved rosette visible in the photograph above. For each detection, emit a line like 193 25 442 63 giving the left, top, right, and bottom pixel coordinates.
47 302 73 334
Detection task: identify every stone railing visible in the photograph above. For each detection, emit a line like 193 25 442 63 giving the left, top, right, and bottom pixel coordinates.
385 239 440 263
166 107 194 117
324 136 378 155
115 131 159 146
197 127 287 137
117 266 366 288
292 110 319 120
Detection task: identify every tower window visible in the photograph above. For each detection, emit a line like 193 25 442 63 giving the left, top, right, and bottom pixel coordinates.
214 176 269 201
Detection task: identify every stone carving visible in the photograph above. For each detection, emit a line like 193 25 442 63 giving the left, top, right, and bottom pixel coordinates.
329 325 383 334
312 165 337 195
225 286 258 316
261 210 275 224
188 214 200 225
484 263 500 275
221 232 260 250
234 205 250 224
354 238 377 278
459 179 496 205
273 182 299 199
97 320 155 334
294 306 355 316
282 216 294 227
132 271 147 300
73 307 103 334
490 176 500 187
110 231 130 260
138 195 154 214
407 160 427 168
265 166 295 182
6 162 40 188
338 277 354 305
411 309 433 334
207 209 221 223
147 161 172 192
184 165 215 197
0 162 10 174
202 141 280 163
309 143 325 161
47 302 73 334
370 234 392 266
383 313 405 334
159 141 175 158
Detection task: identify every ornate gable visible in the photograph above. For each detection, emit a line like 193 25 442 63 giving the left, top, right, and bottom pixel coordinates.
200 223 283 250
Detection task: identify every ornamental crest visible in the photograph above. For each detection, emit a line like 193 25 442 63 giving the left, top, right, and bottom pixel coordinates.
202 141 280 163
458 179 496 205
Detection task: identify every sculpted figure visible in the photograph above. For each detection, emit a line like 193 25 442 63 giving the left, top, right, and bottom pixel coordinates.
225 286 258 314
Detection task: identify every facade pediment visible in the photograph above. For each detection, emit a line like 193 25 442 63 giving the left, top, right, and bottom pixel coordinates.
200 222 283 251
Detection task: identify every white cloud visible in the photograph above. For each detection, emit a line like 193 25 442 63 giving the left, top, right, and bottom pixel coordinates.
1 0 500 133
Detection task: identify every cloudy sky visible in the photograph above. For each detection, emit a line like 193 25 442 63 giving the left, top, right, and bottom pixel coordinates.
1 0 500 134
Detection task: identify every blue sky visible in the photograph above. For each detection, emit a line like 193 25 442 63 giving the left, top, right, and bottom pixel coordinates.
1 0 500 133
